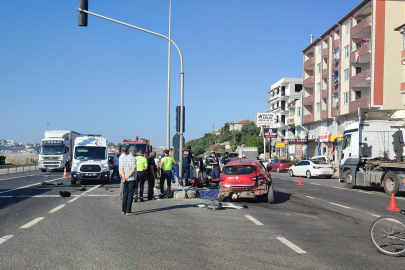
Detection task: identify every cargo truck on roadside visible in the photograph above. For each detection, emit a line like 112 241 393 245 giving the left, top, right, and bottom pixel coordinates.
340 109 405 196
70 135 110 185
38 130 81 172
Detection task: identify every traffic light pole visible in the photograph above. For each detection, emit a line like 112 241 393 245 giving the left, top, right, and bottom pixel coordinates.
77 7 185 175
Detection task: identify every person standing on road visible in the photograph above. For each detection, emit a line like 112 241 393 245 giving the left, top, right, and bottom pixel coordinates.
189 152 195 179
147 151 157 201
119 146 128 200
110 153 121 182
134 149 148 202
120 146 137 216
169 148 178 183
182 146 193 185
160 149 175 198
222 152 231 168
210 151 221 179
197 153 204 180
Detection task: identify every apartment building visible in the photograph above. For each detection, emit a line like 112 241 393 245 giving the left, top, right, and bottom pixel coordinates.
301 0 405 158
394 23 405 93
266 78 302 158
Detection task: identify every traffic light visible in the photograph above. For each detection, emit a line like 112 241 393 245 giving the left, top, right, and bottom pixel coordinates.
78 0 88 26
175 106 185 133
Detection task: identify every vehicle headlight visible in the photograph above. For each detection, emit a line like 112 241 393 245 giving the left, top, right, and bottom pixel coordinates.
73 163 79 168
103 163 109 168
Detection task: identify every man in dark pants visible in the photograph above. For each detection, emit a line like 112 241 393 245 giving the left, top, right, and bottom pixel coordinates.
110 153 121 182
182 146 193 185
120 146 137 215
210 151 221 179
135 149 148 202
147 151 157 200
160 149 175 198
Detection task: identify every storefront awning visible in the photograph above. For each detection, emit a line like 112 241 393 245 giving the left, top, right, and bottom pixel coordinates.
330 134 343 142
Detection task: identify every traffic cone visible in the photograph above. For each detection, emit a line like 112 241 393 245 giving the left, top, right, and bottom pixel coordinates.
298 176 304 186
63 167 68 178
386 194 400 212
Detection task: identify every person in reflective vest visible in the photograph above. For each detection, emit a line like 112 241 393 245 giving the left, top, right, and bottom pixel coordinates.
205 154 214 180
222 152 231 169
182 146 194 185
135 149 148 202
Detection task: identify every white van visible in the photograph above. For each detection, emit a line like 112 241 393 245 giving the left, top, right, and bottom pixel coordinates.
70 135 110 185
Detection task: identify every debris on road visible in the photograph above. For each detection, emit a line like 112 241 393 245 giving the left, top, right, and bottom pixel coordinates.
41 182 63 186
195 203 248 211
59 191 71 197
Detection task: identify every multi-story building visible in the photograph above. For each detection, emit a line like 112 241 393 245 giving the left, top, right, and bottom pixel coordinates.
394 23 405 93
301 0 405 159
266 78 302 158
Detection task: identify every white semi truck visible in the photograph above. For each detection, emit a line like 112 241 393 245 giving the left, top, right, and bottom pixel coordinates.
340 109 405 195
38 130 81 172
237 146 258 159
70 135 110 185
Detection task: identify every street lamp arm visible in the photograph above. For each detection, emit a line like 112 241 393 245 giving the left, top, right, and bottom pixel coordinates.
77 7 185 177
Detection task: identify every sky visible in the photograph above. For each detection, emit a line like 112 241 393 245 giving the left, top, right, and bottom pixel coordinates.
0 0 362 147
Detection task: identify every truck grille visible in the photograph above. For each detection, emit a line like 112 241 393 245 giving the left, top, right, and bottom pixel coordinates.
43 162 61 168
80 165 101 172
43 157 59 160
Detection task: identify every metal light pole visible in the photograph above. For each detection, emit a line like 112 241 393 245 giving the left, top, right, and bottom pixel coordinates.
77 8 185 175
166 0 171 150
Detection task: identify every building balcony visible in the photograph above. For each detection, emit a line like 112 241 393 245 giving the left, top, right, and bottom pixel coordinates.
302 114 314 124
321 90 328 98
401 50 405 65
332 39 340 49
349 96 370 113
303 57 315 70
322 48 328 58
351 69 371 87
401 82 405 94
302 95 314 105
321 110 328 119
351 41 371 63
331 107 339 117
303 76 314 88
288 101 296 109
322 68 328 78
351 15 371 39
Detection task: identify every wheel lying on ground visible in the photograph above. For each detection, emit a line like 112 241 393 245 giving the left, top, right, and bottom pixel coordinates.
306 170 311 179
71 178 76 185
370 216 405 256
383 171 399 196
343 170 354 189
267 185 275 204
289 170 294 177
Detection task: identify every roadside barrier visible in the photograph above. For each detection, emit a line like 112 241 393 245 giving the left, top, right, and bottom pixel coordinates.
0 164 38 175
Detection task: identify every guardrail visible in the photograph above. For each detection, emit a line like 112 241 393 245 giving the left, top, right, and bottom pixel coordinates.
0 164 38 174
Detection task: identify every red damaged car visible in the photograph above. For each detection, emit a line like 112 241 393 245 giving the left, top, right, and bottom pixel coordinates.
217 158 274 203
266 159 292 173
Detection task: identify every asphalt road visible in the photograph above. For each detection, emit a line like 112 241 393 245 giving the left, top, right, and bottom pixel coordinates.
0 170 404 269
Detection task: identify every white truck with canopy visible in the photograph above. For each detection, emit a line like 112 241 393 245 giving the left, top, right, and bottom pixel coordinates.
71 135 110 185
340 109 405 195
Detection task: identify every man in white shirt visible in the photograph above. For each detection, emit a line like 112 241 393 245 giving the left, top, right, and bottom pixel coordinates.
119 146 128 200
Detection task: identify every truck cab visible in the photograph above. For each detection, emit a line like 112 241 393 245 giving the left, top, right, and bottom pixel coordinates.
70 135 110 185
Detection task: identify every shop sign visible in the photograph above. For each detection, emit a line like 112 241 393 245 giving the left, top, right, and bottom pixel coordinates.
256 113 274 126
263 128 277 138
276 142 285 148
318 134 331 142
285 139 308 145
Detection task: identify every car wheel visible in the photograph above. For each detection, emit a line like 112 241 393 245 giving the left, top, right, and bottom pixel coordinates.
343 170 355 189
276 167 280 173
267 185 275 204
306 170 311 179
289 170 294 177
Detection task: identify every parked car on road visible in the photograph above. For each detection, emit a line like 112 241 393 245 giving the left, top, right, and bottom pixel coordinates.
218 158 274 203
266 159 292 173
310 155 331 164
288 160 334 179
261 159 273 167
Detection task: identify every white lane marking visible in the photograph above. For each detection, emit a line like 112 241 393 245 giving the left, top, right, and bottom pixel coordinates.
332 186 345 189
245 215 263 226
310 183 321 186
357 190 375 194
329 202 351 209
0 178 63 195
68 185 101 203
0 173 42 181
0 235 14 245
306 196 316 199
280 178 286 180
227 203 235 207
48 204 66 213
20 217 44 229
277 237 306 254
369 214 381 218
396 197 405 201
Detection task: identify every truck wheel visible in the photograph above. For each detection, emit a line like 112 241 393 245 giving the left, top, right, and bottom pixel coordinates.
383 172 399 196
71 178 76 185
40 169 46 172
344 170 354 189
267 185 275 204
276 167 280 173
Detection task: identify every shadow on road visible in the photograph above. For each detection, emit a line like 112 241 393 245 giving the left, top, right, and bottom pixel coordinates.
135 204 200 215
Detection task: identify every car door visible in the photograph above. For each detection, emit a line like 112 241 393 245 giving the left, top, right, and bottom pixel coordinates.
269 159 278 171
294 161 304 175
302 161 311 175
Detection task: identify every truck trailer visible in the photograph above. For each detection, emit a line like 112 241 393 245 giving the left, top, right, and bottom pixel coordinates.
339 109 405 195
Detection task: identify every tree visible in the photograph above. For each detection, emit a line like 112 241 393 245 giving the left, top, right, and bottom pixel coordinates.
108 142 116 147
117 143 122 152
245 136 264 154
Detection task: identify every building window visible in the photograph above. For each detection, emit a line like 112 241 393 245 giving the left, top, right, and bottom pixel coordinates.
333 48 340 62
317 102 320 113
344 69 349 81
344 21 350 36
344 45 349 58
356 67 362 75
317 83 320 93
333 70 339 85
344 92 349 104
332 93 339 107
295 84 302 92
298 107 301 116
317 63 321 74
355 91 361 100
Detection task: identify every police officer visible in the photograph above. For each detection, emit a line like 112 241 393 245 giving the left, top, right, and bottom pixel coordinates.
210 151 221 179
134 149 148 202
182 146 193 185
222 152 231 168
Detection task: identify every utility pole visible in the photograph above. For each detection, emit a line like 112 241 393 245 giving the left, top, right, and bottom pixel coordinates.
166 0 171 150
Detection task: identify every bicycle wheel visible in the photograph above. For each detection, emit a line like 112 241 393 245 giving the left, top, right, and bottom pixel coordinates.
371 217 405 256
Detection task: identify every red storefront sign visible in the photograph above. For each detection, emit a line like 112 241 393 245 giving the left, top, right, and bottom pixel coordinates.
318 134 331 142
